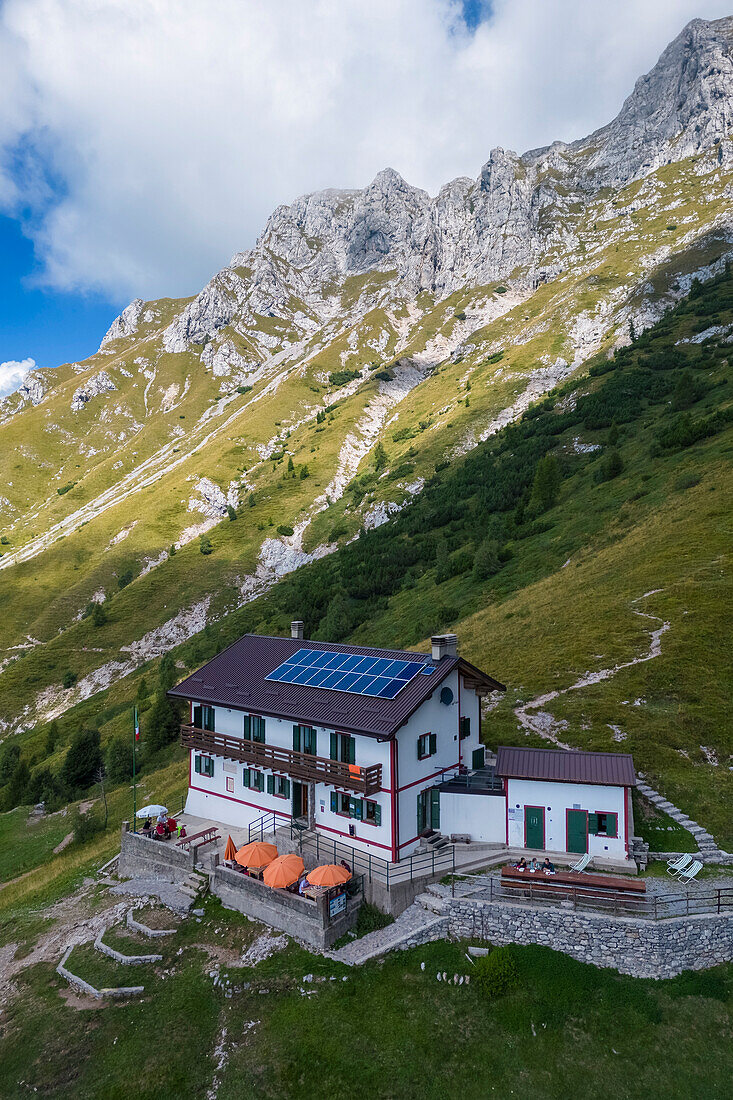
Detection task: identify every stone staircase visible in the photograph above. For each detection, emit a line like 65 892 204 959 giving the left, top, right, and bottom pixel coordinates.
636 779 730 864
178 869 210 905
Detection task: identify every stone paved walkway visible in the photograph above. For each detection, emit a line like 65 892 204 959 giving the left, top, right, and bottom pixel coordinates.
330 902 448 966
109 876 195 913
635 777 731 864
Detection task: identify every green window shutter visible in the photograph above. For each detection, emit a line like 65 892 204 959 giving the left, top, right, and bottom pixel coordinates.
350 798 362 821
374 804 381 827
267 774 274 795
243 768 250 788
417 737 422 759
293 725 301 752
330 792 338 813
348 737 355 764
472 746 485 770
588 813 599 835
330 732 338 760
430 788 440 830
607 814 618 838
257 773 264 792
243 714 251 738
417 793 422 834
193 705 202 729
284 779 290 799
194 755 201 775
206 757 214 777
429 733 437 756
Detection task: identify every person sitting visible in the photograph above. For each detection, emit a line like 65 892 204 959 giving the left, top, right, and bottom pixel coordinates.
543 858 555 874
155 822 167 839
340 859 351 875
515 857 527 871
142 817 151 833
298 875 308 896
529 857 541 872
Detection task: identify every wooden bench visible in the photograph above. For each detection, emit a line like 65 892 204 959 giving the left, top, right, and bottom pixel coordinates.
176 827 220 852
500 865 645 910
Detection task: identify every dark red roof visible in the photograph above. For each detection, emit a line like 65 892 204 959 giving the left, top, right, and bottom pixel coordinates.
495 745 636 787
168 634 504 739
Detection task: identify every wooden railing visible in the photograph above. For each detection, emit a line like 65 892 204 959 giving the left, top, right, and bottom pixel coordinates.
181 725 382 796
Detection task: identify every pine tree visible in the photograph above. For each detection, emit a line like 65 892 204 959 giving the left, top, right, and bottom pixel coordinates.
226 504 237 521
158 653 178 693
629 318 636 343
44 719 60 756
373 442 387 471
62 728 102 793
316 592 351 642
299 464 310 479
106 734 133 783
529 454 561 513
91 602 107 627
145 693 180 753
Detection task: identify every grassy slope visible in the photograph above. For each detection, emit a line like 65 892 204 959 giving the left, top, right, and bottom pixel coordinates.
1 898 731 1100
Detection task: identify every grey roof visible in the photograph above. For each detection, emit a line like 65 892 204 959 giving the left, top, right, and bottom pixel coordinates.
495 745 636 787
168 634 504 739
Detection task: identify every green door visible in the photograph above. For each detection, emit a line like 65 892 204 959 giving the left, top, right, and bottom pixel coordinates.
567 810 588 854
524 806 545 849
430 789 440 830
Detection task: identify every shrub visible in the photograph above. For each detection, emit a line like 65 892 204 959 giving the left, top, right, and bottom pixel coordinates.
329 368 361 387
596 448 624 481
236 384 253 394
454 310 466 321
117 568 134 589
269 450 284 461
277 524 294 537
62 670 77 689
248 493 257 507
0 535 8 545
473 537 502 580
145 693 180 753
674 472 701 492
57 482 75 495
226 504 237 521
199 535 213 555
474 947 518 997
299 464 310 479
72 806 105 845
90 603 107 627
495 285 508 294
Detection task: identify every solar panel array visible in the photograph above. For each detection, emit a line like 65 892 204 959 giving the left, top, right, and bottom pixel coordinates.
266 648 432 699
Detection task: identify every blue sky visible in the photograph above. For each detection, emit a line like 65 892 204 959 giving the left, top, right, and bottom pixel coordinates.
0 0 727 388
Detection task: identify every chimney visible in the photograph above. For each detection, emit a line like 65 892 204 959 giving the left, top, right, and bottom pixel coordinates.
431 633 458 662
291 620 304 640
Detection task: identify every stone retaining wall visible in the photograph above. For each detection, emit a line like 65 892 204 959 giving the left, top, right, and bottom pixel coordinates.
118 826 194 881
445 897 733 978
212 865 360 950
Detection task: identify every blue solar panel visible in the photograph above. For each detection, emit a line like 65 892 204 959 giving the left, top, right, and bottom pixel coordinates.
266 649 426 698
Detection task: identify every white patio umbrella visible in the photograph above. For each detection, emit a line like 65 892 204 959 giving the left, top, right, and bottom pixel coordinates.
136 804 167 817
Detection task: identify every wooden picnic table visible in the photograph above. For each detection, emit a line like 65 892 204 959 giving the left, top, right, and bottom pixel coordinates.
176 826 220 852
501 865 645 898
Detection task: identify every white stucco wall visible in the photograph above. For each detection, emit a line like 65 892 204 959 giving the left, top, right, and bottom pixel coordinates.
505 778 628 859
438 791 506 843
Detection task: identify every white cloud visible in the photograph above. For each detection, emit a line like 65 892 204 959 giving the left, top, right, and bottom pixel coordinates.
0 0 729 302
0 357 36 397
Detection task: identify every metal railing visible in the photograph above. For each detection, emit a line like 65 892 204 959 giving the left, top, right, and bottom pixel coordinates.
181 725 382 796
246 810 292 844
292 828 456 889
469 876 733 921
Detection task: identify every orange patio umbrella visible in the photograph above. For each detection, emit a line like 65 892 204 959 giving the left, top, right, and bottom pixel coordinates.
235 841 278 869
263 853 304 889
306 864 351 888
224 835 237 861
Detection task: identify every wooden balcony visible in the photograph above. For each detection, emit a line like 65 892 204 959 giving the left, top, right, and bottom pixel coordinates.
181 725 383 797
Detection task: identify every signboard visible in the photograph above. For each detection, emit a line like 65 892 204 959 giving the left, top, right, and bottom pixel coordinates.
508 808 522 820
329 891 347 919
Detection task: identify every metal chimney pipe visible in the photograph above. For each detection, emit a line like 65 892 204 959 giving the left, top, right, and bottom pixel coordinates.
291 620 304 640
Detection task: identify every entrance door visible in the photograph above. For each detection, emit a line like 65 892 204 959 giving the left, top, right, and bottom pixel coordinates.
524 806 545 849
418 789 440 834
292 781 308 821
566 809 588 854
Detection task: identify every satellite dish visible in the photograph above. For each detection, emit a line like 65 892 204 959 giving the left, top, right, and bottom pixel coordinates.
440 686 454 705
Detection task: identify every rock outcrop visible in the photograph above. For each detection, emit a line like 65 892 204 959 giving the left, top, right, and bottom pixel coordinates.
71 371 117 411
153 16 733 357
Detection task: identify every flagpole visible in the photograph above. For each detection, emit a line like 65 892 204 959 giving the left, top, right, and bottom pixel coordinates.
132 704 138 833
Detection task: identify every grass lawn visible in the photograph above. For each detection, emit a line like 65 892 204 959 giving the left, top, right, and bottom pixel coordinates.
0 806 75 883
3 909 732 1100
632 790 698 853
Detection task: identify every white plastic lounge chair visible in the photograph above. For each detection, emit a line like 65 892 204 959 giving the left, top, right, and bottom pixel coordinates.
666 854 692 876
570 853 591 873
675 859 703 884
